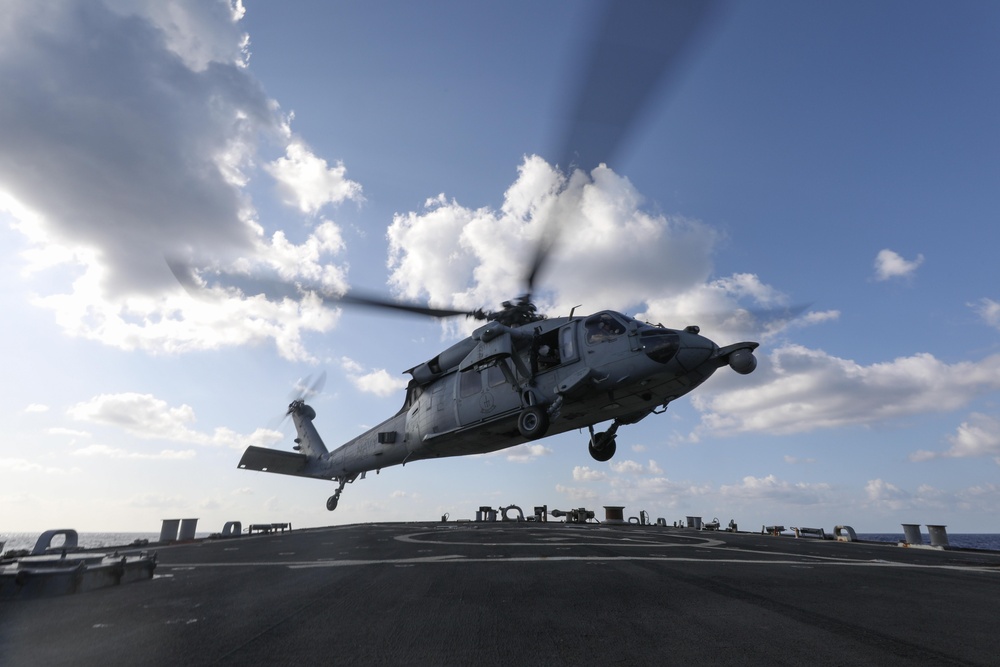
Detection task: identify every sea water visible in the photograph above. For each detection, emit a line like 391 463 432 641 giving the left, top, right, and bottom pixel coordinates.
0 531 206 555
858 533 1000 550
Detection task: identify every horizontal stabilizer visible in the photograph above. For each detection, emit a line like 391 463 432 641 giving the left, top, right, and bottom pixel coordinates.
238 446 312 477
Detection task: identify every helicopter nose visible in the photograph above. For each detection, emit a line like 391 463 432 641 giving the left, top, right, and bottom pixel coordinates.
674 330 718 371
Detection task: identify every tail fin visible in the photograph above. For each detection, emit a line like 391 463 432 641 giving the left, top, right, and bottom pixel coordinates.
288 401 330 458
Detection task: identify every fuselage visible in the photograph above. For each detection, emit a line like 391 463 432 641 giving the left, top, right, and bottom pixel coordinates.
300 310 753 480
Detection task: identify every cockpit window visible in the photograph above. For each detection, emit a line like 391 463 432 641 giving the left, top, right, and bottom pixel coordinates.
585 312 626 344
641 329 680 364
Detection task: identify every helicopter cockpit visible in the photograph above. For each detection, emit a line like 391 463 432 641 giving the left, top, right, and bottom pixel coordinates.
585 311 628 344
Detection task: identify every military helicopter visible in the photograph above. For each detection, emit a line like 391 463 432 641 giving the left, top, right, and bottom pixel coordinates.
177 2 762 511
234 293 759 511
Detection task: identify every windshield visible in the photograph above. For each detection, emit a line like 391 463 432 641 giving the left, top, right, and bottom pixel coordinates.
640 328 680 363
585 312 627 344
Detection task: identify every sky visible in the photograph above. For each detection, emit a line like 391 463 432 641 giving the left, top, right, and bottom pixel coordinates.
2 0 999 535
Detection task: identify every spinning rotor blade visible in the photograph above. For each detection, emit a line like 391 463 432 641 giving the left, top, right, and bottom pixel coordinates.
527 0 729 294
332 290 486 320
267 371 327 431
291 371 327 402
167 258 486 320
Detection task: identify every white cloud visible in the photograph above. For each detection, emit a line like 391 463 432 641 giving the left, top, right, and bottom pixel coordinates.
572 465 607 482
265 140 363 214
694 345 1000 436
127 492 191 510
555 484 598 501
720 474 831 505
606 475 713 508
913 413 1000 463
0 1 353 361
67 392 281 450
0 457 75 475
874 249 924 281
340 357 408 397
23 403 49 413
48 427 92 438
608 458 666 476
506 443 552 463
865 479 1000 516
973 298 1000 331
864 478 911 511
352 369 408 398
386 157 723 320
73 444 197 460
103 0 251 71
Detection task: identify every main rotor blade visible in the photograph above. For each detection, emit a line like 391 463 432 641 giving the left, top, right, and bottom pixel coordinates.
554 0 727 172
167 258 484 320
527 0 729 293
331 290 485 319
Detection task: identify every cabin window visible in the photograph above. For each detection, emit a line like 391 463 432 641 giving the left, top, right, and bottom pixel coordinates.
459 369 481 397
585 312 626 344
560 324 577 362
533 328 561 373
486 364 506 387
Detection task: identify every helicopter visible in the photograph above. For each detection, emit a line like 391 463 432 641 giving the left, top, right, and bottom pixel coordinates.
235 295 759 511
174 2 763 511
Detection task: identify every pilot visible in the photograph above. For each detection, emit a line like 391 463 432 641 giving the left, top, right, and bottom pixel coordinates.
589 314 621 343
537 344 558 367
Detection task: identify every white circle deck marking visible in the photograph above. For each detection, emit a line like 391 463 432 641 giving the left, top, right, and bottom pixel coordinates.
394 527 726 549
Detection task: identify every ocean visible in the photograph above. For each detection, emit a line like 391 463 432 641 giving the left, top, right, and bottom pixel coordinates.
1 532 206 555
857 533 1000 550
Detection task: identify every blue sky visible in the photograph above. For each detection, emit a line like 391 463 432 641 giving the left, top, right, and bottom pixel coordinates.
2 0 999 534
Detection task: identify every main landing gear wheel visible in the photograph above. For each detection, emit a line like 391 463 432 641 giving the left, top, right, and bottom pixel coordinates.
518 405 549 440
589 432 617 462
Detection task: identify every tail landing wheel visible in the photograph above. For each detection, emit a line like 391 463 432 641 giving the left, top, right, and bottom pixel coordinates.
327 477 349 511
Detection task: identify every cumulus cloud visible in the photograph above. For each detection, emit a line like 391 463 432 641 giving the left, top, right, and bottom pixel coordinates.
606 475 713 508
861 478 971 514
720 474 831 505
73 444 197 460
67 392 281 450
387 158 722 317
572 466 607 482
694 346 1000 436
506 443 552 463
265 140 363 214
0 0 357 360
23 403 49 413
610 459 664 475
873 249 924 281
48 427 92 438
0 458 76 475
384 155 827 347
913 413 1000 464
864 478 911 511
555 483 598 501
340 357 408 398
972 298 1000 331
